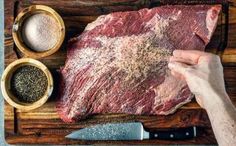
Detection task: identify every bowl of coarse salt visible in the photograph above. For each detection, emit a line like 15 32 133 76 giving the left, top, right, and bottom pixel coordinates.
12 5 65 58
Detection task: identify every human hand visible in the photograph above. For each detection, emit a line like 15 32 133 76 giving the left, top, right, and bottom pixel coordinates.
168 50 228 109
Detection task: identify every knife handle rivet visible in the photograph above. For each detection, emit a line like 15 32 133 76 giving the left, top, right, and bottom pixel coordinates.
170 134 174 138
186 132 189 136
154 134 158 137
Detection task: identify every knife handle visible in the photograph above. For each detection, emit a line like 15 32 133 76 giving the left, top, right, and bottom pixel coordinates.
149 126 197 140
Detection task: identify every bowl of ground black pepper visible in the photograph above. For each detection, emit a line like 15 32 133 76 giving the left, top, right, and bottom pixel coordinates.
12 5 65 59
1 58 53 111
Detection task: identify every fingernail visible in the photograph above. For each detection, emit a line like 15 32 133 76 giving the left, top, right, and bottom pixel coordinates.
173 50 182 56
172 50 178 55
168 62 174 69
169 56 174 62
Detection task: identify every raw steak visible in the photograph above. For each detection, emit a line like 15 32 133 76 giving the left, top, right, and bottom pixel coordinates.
57 5 221 122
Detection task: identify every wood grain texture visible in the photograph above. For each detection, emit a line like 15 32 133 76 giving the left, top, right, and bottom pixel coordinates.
4 0 236 144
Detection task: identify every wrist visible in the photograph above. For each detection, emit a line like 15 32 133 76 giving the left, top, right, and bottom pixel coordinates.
204 91 231 113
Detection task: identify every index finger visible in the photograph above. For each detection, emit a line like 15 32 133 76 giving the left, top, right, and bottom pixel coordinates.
173 50 209 64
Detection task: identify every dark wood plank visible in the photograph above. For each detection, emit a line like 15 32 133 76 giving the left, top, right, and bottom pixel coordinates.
5 128 217 145
4 0 18 67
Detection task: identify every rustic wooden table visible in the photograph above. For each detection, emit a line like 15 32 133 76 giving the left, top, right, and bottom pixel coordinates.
4 0 236 145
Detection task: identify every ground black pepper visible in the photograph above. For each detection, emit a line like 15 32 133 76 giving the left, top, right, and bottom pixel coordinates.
10 65 48 103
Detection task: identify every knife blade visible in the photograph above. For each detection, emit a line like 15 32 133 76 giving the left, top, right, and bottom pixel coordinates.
65 122 197 140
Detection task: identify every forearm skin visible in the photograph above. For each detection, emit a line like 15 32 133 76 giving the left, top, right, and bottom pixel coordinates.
205 92 236 146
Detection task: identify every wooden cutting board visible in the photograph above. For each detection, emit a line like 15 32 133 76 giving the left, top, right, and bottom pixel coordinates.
4 0 236 144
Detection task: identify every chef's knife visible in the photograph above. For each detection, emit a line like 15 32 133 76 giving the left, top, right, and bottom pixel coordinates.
65 122 197 140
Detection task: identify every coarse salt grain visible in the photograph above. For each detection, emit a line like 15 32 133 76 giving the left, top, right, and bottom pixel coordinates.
21 13 60 52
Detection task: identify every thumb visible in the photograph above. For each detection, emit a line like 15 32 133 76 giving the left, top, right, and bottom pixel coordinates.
168 61 189 76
